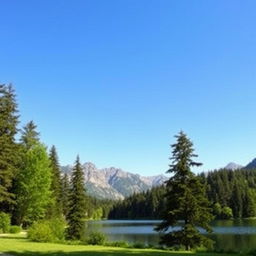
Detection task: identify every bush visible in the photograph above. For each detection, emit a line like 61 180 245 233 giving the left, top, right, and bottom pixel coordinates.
105 240 129 248
9 225 22 234
87 232 106 245
0 212 10 233
221 206 233 220
50 218 66 242
132 242 146 249
28 218 66 243
28 221 54 242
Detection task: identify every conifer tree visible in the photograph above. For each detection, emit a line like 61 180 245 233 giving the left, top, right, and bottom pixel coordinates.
67 156 87 240
61 173 70 219
48 145 63 217
156 131 213 250
0 84 19 207
20 121 39 150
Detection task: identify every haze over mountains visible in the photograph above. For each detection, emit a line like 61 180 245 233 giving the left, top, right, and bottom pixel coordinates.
61 158 256 200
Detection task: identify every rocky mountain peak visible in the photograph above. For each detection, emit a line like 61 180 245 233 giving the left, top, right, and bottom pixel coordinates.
224 162 243 171
61 162 167 200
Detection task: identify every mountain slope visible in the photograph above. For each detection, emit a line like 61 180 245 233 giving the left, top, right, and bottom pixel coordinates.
61 162 167 200
224 162 243 170
244 158 256 170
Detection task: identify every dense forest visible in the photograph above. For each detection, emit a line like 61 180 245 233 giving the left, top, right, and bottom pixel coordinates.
204 168 256 218
109 168 256 220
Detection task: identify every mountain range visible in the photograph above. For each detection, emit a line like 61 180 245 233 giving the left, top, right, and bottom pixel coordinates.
61 158 256 200
61 162 167 200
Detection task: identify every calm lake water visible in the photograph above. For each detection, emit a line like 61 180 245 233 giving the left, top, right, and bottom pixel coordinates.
85 219 256 252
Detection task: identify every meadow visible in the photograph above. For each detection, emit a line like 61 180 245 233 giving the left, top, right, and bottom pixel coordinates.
0 234 239 256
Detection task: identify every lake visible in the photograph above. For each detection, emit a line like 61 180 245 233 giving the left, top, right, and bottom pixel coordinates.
85 219 256 252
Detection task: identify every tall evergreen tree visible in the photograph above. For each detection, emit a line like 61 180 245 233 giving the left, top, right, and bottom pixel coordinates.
0 84 19 208
231 182 243 218
61 173 70 219
67 156 87 240
20 121 39 150
48 145 63 217
156 131 213 250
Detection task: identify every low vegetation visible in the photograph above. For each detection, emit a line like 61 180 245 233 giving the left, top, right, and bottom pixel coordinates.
0 235 239 256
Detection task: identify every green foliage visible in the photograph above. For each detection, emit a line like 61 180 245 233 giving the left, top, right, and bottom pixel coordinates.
92 208 103 220
109 185 166 219
15 142 52 225
87 231 107 245
156 131 213 250
206 169 256 219
105 240 129 248
20 121 40 150
67 156 87 240
28 218 66 243
47 145 63 218
0 84 19 206
9 225 22 234
213 203 233 220
213 203 222 217
1 237 227 256
221 207 233 219
61 173 70 219
133 242 146 249
27 221 54 242
111 167 256 221
87 196 114 220
0 212 10 233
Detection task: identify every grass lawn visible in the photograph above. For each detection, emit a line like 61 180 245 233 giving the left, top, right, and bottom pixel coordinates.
0 235 239 256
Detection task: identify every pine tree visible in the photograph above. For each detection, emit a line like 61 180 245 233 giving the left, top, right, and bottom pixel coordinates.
156 131 213 250
61 173 70 219
0 84 19 207
67 156 87 240
20 121 39 150
48 145 63 217
231 182 243 218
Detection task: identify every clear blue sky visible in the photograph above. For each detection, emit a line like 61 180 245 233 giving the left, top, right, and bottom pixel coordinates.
1 0 256 176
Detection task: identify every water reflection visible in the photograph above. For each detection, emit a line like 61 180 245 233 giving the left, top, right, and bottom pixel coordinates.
85 219 256 252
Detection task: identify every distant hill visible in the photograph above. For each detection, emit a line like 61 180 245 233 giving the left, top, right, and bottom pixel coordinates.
61 162 168 200
224 162 243 170
244 158 256 170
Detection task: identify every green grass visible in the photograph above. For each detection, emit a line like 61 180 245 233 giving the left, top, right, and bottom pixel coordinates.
0 235 239 256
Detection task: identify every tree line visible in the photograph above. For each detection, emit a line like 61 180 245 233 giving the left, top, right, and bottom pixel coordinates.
109 166 256 220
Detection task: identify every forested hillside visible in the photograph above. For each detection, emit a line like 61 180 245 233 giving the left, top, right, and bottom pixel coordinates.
204 168 256 218
108 186 166 219
109 168 256 220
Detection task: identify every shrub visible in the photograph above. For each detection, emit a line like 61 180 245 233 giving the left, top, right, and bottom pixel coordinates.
28 218 66 243
87 232 106 245
9 225 22 234
50 218 66 242
28 221 54 242
132 242 146 249
0 212 10 233
105 240 129 248
221 206 233 220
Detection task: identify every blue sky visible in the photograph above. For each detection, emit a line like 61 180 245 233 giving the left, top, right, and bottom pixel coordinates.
1 0 256 175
